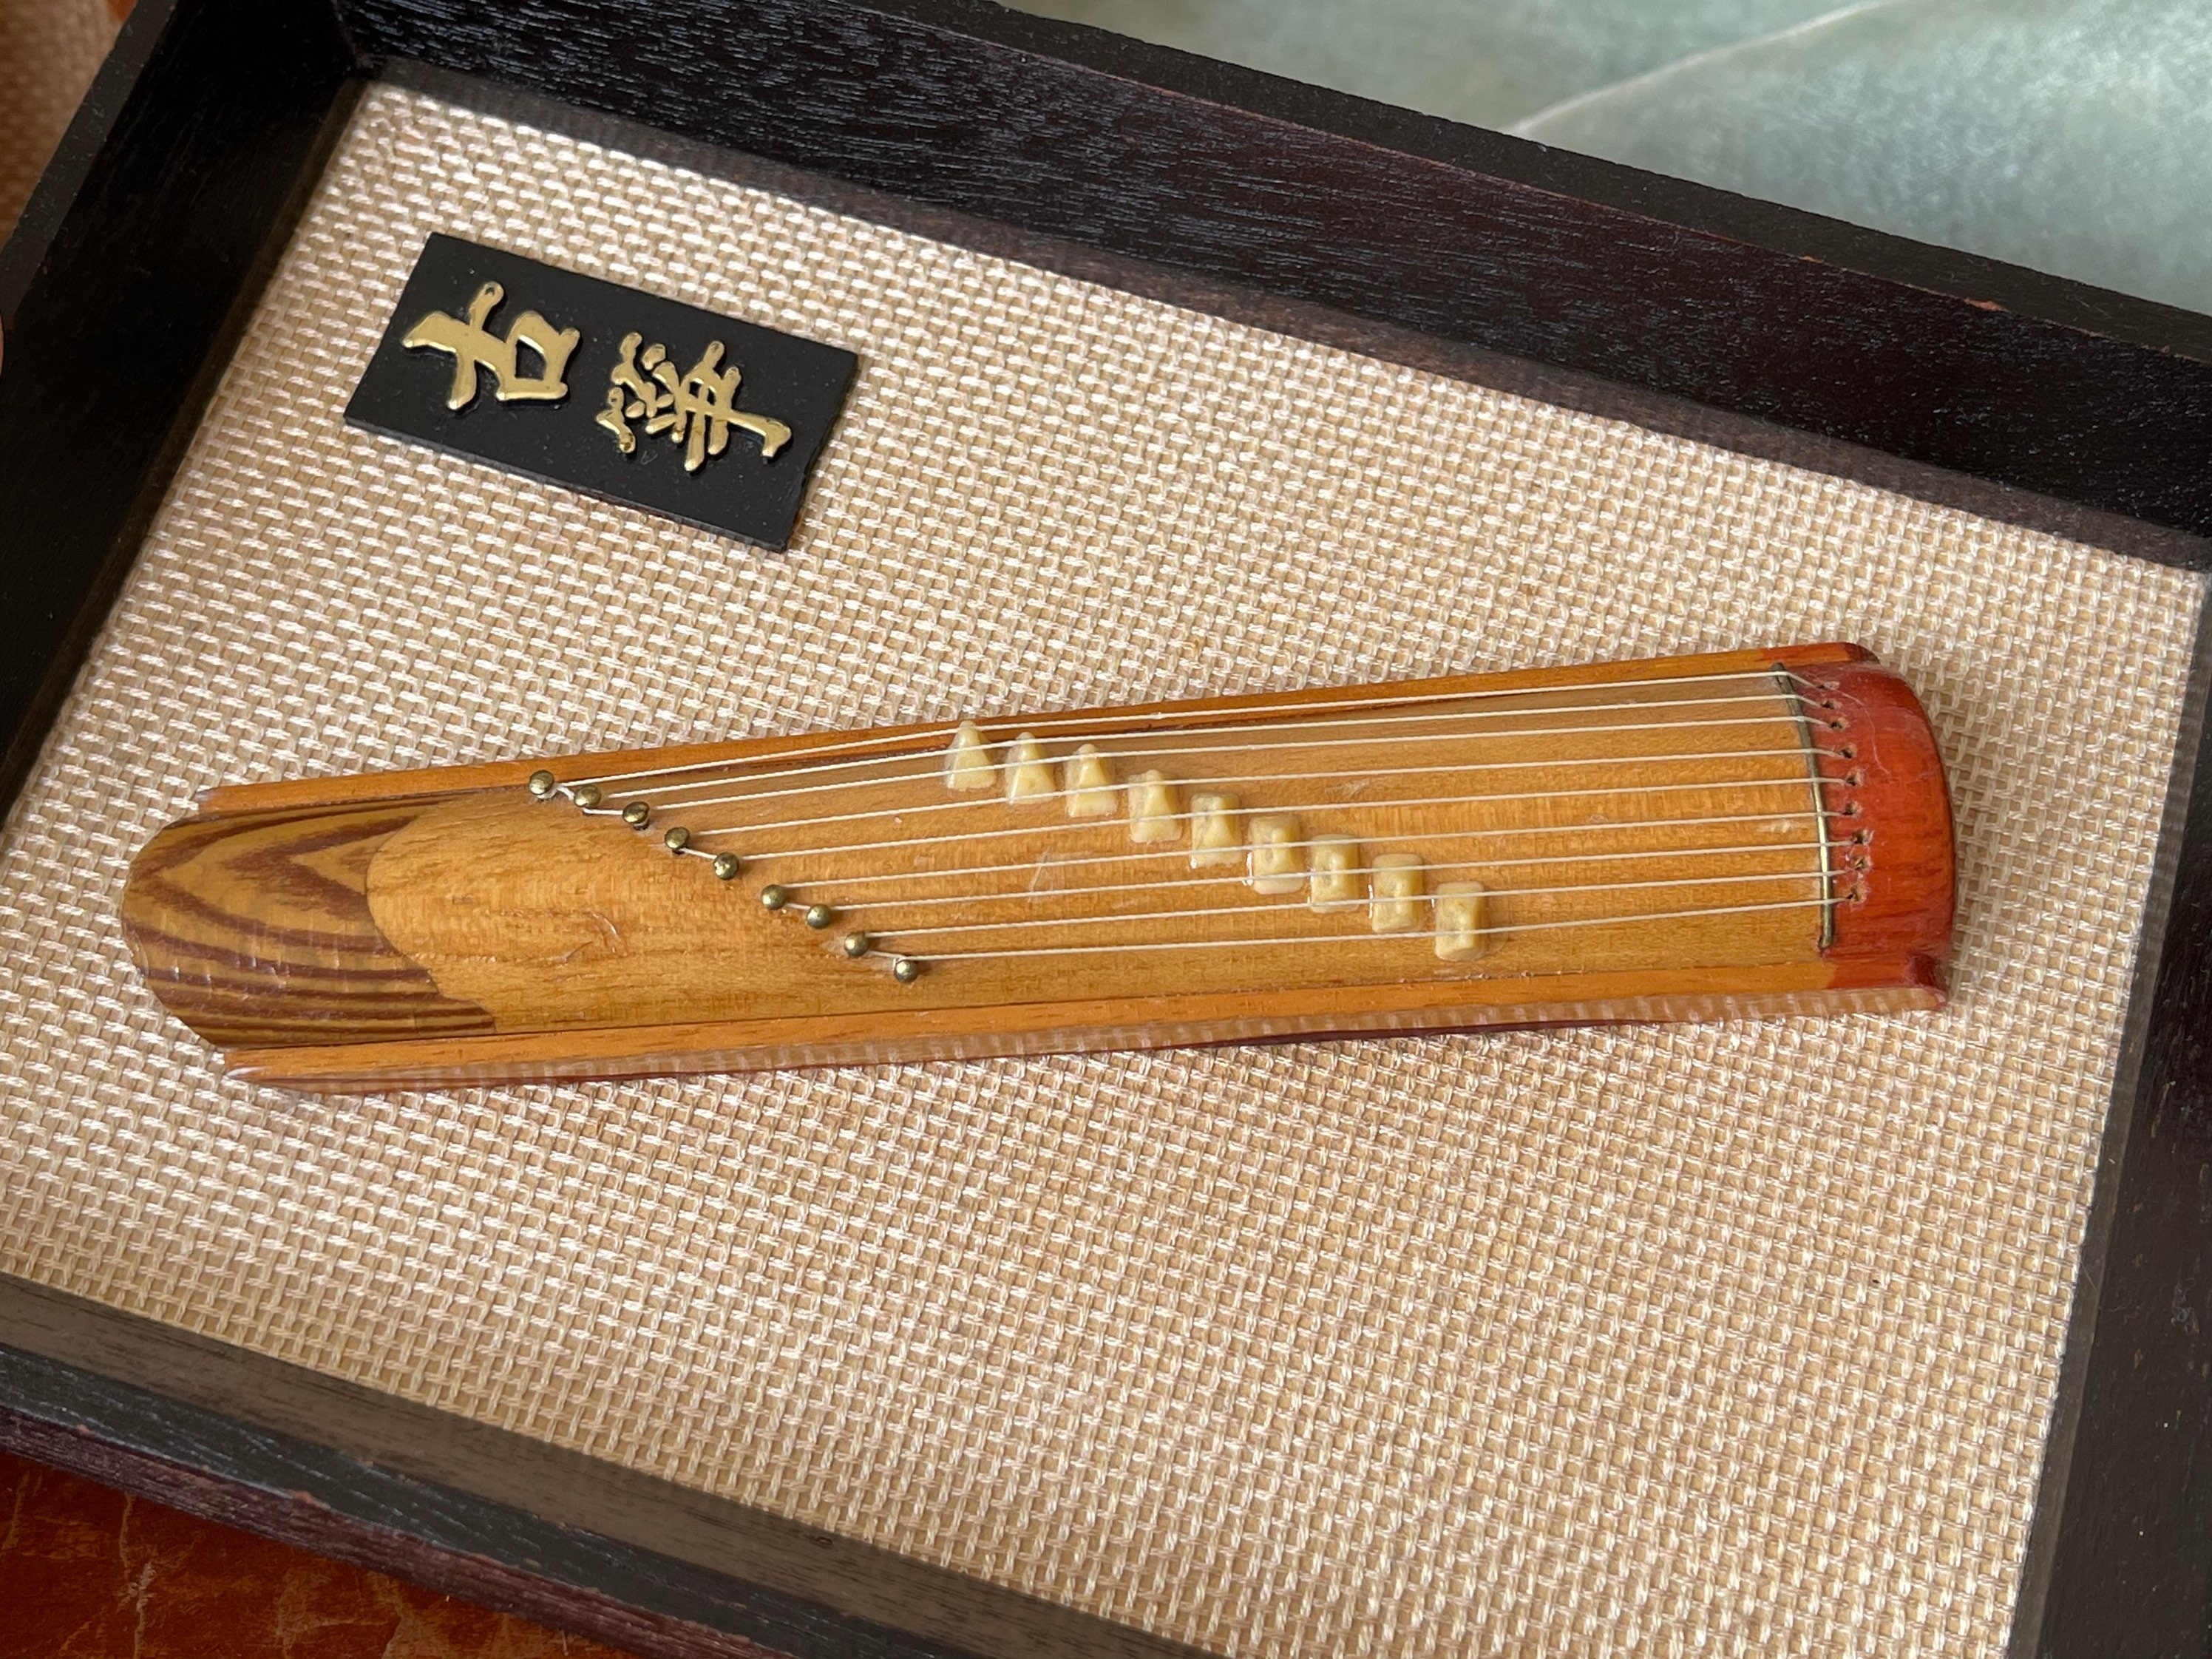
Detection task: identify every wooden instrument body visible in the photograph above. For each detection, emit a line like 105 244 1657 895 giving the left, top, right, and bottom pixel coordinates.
122 643 1953 1091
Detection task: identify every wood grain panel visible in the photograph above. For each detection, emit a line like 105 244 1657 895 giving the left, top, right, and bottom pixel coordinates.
121 798 495 1046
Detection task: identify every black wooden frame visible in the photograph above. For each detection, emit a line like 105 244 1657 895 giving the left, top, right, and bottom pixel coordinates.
1 1 2208 1654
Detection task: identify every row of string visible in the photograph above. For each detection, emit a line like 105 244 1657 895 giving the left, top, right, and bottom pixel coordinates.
628 705 1811 818
825 827 1833 911
700 787 1849 968
901 896 1846 963
528 663 1855 971
556 667 1837 795
685 774 1845 867
863 859 1842 943
660 747 1823 841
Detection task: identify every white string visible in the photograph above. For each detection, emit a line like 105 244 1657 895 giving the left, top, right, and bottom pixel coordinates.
676 748 1826 841
611 696 1818 807
714 775 1831 864
563 667 1830 789
781 810 1830 894
906 895 1843 961
831 834 1834 913
870 866 1833 941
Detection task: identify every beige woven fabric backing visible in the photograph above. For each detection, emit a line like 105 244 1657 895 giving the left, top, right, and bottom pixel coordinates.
0 0 114 244
0 83 2202 1658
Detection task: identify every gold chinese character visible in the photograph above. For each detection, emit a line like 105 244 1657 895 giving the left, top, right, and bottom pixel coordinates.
403 282 580 410
596 333 671 455
596 332 792 471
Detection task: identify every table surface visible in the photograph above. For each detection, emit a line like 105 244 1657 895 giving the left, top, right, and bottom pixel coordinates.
0 1448 641 1659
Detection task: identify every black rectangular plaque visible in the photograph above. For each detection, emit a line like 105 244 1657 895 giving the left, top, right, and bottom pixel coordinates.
345 234 857 550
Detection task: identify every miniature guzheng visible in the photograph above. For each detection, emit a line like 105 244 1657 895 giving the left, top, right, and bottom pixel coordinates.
121 642 1953 1091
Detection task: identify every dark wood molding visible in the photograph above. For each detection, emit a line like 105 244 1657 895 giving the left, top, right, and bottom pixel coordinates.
0 0 166 324
2016 580 2212 1658
0 0 359 810
0 1275 1210 1659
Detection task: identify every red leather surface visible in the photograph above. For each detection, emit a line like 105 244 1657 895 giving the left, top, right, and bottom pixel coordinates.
0 1449 639 1659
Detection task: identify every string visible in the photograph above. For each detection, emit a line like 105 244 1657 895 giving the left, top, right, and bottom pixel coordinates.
830 835 1833 913
598 696 1822 807
904 895 1843 962
776 810 1831 895
562 667 1831 790
674 748 1828 842
869 865 1833 941
570 667 1854 969
705 775 1833 864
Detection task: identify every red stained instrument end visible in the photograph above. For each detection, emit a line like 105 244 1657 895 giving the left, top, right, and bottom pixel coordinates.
1813 654 1957 990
